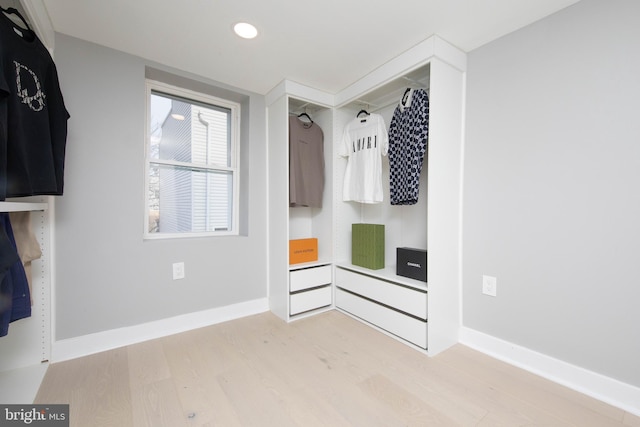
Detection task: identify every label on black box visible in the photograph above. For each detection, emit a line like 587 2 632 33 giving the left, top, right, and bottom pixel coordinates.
396 247 427 282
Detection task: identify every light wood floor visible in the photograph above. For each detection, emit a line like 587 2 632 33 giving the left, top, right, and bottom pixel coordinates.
35 310 640 426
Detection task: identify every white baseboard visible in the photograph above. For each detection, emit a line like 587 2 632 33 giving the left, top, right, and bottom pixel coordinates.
52 298 269 363
459 327 640 417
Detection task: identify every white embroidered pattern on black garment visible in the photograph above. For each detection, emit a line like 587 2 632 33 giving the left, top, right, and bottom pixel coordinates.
14 60 46 112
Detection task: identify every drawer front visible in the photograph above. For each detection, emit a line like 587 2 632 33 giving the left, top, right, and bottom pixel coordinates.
290 286 332 315
335 268 427 320
290 265 332 292
336 288 427 349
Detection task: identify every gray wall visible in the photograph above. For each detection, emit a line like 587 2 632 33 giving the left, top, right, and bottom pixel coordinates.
463 0 640 387
53 34 268 340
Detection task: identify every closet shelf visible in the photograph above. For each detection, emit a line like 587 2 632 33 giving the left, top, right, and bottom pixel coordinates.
0 201 48 212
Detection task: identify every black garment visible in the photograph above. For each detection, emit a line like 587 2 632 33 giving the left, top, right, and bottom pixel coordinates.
0 212 19 278
0 212 30 337
0 11 69 200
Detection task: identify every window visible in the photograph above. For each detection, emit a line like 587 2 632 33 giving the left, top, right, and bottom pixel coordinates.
145 80 240 238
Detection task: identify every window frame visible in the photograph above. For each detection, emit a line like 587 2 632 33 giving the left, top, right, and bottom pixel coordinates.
143 79 241 239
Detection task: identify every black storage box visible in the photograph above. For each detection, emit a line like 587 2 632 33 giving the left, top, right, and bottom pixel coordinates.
396 247 427 282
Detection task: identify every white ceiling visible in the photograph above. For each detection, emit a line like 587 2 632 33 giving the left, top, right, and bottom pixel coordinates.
41 0 580 95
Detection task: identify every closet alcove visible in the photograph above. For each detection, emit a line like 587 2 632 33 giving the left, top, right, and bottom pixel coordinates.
0 198 51 403
0 0 55 403
267 89 335 321
267 35 465 356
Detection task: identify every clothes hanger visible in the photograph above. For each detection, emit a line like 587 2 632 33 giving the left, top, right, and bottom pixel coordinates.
297 112 313 124
356 109 370 118
1 7 33 33
400 87 412 107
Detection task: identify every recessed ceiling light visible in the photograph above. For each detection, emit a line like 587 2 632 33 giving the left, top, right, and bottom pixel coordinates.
233 22 258 39
171 113 185 121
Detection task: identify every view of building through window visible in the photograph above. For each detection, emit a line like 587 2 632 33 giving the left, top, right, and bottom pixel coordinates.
146 84 238 237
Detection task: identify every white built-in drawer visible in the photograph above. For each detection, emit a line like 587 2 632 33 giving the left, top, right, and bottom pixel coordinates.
290 286 332 315
290 265 332 292
335 268 427 320
336 288 427 349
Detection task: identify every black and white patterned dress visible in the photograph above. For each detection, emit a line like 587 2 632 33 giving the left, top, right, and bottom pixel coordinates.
388 88 429 205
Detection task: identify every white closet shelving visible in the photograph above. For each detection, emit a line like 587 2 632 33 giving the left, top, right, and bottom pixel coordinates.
268 35 466 356
0 200 51 368
0 0 55 402
0 198 51 403
267 84 335 321
0 201 48 212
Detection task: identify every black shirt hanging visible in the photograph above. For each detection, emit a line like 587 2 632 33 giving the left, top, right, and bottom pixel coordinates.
0 9 70 201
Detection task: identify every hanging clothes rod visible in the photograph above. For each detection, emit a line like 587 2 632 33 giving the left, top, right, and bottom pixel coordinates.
354 100 379 110
354 86 431 114
402 76 429 88
290 102 327 114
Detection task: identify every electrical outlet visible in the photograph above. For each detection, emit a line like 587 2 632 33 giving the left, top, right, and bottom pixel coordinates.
482 275 497 297
173 262 185 280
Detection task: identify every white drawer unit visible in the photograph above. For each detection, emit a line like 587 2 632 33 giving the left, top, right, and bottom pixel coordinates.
334 266 428 349
290 286 332 315
290 264 332 292
335 288 427 349
289 264 333 316
335 268 427 320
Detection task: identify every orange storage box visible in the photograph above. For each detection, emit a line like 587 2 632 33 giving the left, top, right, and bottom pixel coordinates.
289 238 318 264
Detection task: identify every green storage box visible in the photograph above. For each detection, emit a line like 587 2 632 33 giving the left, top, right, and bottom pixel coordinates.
352 223 385 270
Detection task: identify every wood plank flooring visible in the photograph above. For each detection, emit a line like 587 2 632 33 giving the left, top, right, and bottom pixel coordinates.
35 311 640 426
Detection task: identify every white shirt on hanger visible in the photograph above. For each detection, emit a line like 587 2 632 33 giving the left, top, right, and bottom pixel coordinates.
339 113 389 203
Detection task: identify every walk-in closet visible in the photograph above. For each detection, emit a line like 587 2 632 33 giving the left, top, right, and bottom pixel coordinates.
267 36 465 355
